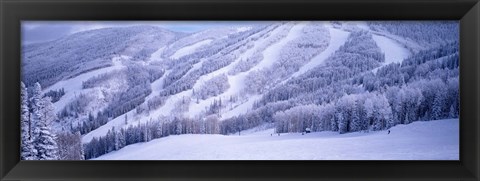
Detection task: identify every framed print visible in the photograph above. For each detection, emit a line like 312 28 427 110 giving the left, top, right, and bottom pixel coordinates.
1 0 479 180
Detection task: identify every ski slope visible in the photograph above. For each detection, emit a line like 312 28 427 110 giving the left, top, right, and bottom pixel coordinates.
370 34 411 73
372 35 410 65
289 22 350 79
149 46 165 62
251 22 308 72
95 119 459 160
355 21 411 72
170 39 213 60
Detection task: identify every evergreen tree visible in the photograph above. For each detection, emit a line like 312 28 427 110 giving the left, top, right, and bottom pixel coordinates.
30 82 43 140
432 89 448 120
115 128 126 150
56 131 85 160
75 131 85 160
34 119 59 160
20 82 36 160
31 82 59 160
40 97 57 125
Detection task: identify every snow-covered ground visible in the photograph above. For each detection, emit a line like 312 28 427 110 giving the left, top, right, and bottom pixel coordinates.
372 35 410 65
370 34 411 73
170 39 213 60
94 119 459 160
236 26 252 32
148 46 165 62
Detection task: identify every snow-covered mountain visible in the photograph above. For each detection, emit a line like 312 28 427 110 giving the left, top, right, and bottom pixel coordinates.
22 25 181 88
21 21 459 160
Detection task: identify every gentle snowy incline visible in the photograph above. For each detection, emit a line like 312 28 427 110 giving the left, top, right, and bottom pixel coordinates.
149 46 165 62
370 34 410 73
95 119 459 160
170 39 213 60
372 35 410 65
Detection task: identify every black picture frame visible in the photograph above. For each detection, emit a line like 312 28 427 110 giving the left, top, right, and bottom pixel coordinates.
1 0 479 180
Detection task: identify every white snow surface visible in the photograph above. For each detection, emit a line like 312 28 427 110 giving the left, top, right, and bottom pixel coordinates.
148 46 165 62
236 26 252 32
170 39 213 60
94 119 459 160
370 34 411 73
372 34 410 65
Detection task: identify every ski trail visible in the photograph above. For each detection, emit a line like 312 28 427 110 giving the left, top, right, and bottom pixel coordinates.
372 35 410 65
170 39 213 60
288 22 350 80
251 22 308 72
356 21 411 73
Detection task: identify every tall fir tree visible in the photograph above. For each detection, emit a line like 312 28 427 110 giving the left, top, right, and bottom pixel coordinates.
75 131 85 160
30 82 43 139
20 82 36 160
31 82 59 160
34 109 59 160
431 91 446 120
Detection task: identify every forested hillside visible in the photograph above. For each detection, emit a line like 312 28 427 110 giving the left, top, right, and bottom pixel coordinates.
20 21 459 160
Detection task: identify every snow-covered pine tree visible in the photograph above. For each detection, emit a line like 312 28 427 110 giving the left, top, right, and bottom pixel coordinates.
34 118 59 160
115 128 126 150
31 83 59 160
364 94 393 130
431 90 447 120
30 82 43 139
40 96 57 125
105 130 114 152
75 131 85 160
20 82 36 160
56 131 85 160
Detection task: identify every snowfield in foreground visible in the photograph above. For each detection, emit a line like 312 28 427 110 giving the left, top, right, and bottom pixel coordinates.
95 119 458 160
